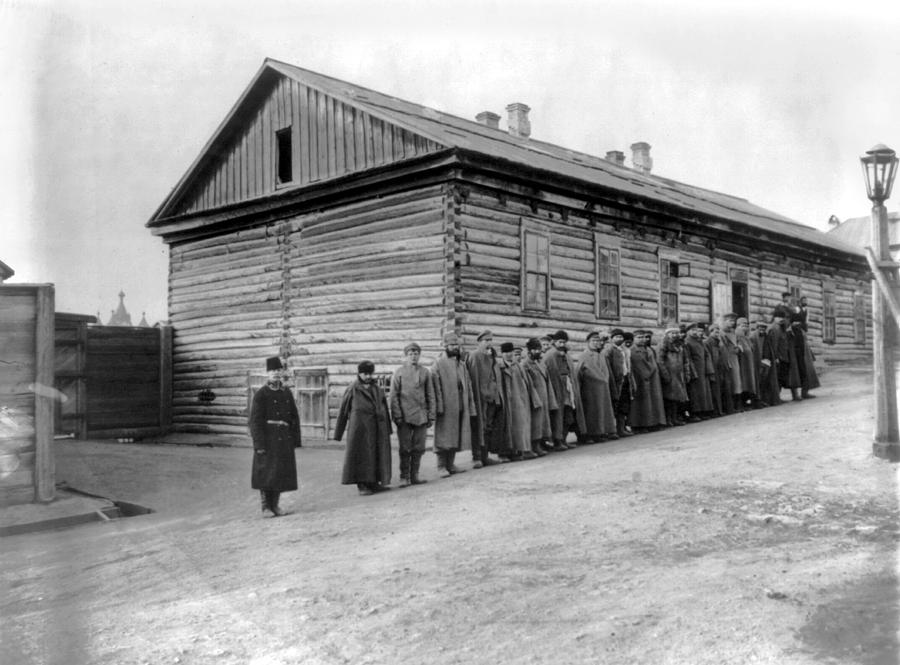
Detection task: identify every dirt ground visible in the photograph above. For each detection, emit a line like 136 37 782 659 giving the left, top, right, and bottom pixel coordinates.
1 366 898 665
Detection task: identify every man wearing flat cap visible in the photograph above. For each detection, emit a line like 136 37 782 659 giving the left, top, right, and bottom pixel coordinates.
542 330 585 450
335 360 393 495
720 313 743 413
432 332 476 476
576 330 618 442
249 356 300 517
390 342 435 486
498 341 540 459
466 330 504 468
604 329 632 437
684 323 715 419
628 330 667 432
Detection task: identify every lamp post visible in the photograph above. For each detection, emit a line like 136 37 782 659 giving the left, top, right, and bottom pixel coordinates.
860 143 900 460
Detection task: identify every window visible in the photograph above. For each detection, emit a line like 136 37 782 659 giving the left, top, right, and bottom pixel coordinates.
522 228 551 311
595 236 620 319
659 257 680 323
853 291 866 344
823 285 836 343
276 127 293 184
730 268 749 320
789 282 802 305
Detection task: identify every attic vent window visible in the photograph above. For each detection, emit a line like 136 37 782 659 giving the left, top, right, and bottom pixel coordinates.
276 127 293 184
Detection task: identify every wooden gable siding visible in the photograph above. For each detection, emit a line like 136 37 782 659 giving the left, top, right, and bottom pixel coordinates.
166 184 450 436
287 185 450 430
451 179 871 367
174 77 444 217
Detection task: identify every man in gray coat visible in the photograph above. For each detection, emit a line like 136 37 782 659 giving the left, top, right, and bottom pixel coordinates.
389 342 435 486
432 332 475 476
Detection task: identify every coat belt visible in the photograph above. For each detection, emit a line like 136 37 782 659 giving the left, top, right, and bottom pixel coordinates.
267 420 290 427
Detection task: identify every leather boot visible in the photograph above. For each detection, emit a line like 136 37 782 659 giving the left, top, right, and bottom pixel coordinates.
260 490 275 517
399 451 411 486
410 452 427 485
446 450 466 475
269 491 285 516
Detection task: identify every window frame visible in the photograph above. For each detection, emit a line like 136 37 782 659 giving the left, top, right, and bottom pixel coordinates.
520 222 552 313
275 126 293 185
594 233 621 320
823 282 837 344
658 251 681 324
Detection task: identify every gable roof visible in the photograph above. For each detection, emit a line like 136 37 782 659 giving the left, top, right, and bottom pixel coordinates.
827 212 900 250
151 58 863 258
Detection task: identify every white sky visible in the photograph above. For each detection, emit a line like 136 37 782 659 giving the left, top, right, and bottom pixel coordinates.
3 0 900 325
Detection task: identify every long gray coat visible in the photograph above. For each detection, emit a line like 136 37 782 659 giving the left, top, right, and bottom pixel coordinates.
335 380 392 486
432 353 476 452
521 357 557 441
575 349 617 437
249 384 300 492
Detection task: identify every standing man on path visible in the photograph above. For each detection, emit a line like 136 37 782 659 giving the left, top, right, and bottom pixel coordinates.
390 342 435 486
335 361 393 496
521 337 557 454
466 330 504 468
433 332 476 476
576 330 617 442
543 330 585 450
249 356 300 517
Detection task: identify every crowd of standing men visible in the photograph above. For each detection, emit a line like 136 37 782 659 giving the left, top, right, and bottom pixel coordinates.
332 291 821 497
247 293 822 511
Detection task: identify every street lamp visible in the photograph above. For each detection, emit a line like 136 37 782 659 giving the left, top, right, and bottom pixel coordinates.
861 143 900 460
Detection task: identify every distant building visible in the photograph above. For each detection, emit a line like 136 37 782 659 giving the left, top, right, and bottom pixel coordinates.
827 211 900 259
0 259 14 283
106 291 134 327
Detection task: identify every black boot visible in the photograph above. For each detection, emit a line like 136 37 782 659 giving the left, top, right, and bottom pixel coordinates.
410 452 428 485
269 491 285 516
260 490 275 517
399 451 411 486
446 450 466 476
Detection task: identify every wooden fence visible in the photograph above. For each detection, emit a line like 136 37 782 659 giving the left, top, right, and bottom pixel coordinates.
0 284 55 505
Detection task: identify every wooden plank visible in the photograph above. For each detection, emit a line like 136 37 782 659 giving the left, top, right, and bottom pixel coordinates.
159 325 173 432
261 88 271 193
317 89 328 177
334 99 345 175
291 79 301 186
326 95 337 177
343 103 355 171
34 285 55 502
354 108 366 170
308 87 319 182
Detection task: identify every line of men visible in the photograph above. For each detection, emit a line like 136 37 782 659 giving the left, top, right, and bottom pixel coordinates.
337 293 820 495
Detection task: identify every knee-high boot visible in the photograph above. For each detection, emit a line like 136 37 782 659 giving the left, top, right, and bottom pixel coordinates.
399 451 411 485
410 451 427 485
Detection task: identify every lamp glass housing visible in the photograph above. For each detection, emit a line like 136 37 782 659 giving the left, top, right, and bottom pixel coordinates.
861 144 898 204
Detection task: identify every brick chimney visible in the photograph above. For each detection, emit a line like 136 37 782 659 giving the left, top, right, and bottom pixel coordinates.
506 103 531 138
630 142 653 174
827 214 841 228
475 111 501 129
605 150 626 166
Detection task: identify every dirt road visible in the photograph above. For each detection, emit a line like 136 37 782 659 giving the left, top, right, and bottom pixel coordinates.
1 366 897 664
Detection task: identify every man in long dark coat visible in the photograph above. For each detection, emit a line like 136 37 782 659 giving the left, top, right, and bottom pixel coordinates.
521 337 557 454
720 313 744 413
432 332 476 476
684 323 714 419
389 342 435 486
629 330 667 431
769 311 801 401
249 356 300 517
750 320 781 407
789 310 821 399
498 341 540 459
466 330 505 468
335 360 392 496
735 317 759 409
603 328 632 437
576 331 618 442
543 330 586 450
658 327 689 427
705 323 731 415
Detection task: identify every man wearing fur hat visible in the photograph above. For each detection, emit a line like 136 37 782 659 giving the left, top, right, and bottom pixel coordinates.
432 332 476 476
249 356 300 517
576 330 618 442
335 360 393 496
498 341 540 459
390 342 435 486
543 330 585 449
521 337 557 454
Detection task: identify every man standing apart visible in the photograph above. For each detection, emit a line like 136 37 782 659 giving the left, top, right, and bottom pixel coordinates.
521 337 557 454
466 330 504 468
335 361 393 496
433 332 475 476
543 330 585 450
249 356 301 517
390 342 434 486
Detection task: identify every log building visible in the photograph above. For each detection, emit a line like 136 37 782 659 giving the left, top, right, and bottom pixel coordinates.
148 58 872 439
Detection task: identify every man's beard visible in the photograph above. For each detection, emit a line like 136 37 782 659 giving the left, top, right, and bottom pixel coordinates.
446 348 460 358
267 379 283 389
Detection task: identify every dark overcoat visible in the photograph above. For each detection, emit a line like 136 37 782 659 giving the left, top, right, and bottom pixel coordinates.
628 345 667 428
249 384 300 492
335 380 393 486
543 347 587 440
499 359 538 452
657 342 689 402
684 336 714 412
521 357 557 441
433 353 476 452
750 329 781 405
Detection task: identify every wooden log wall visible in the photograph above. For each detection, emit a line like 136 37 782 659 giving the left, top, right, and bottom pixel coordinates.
167 185 451 437
0 284 55 505
452 177 872 368
175 76 443 217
